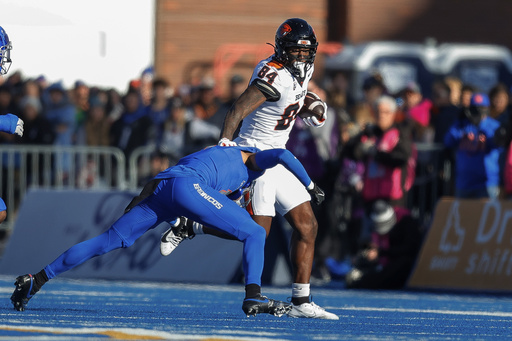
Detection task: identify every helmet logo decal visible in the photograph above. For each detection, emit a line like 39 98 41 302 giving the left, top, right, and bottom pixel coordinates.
473 94 484 104
274 19 317 80
280 23 292 37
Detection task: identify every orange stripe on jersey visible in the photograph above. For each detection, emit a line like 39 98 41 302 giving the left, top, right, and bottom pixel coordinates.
267 60 284 69
244 190 254 216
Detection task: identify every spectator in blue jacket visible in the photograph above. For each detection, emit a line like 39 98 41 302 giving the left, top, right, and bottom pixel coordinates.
44 82 76 184
444 93 501 199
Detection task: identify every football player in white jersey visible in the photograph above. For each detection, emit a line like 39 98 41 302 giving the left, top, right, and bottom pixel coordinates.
160 18 338 320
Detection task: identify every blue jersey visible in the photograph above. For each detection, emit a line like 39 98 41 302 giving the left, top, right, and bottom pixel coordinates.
445 116 502 189
0 113 18 134
155 146 262 195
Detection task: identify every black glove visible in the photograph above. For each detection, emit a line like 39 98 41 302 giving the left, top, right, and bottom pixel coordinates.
308 183 325 205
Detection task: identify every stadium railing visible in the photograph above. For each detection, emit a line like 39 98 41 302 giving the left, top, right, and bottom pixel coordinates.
407 143 452 228
127 144 157 189
0 143 450 232
126 143 452 229
0 145 126 230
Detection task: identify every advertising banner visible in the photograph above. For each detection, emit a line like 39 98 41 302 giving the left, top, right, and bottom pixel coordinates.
408 198 512 291
0 190 244 284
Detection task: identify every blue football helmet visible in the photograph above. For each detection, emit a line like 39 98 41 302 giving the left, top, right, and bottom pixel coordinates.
0 26 12 75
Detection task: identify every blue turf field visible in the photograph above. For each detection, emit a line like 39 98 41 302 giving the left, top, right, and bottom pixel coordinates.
1 275 512 340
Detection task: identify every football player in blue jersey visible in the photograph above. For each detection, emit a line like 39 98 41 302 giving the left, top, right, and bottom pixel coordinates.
0 26 24 224
0 26 13 76
11 146 324 317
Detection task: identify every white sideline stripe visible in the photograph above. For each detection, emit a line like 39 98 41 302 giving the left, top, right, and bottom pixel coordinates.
340 306 512 317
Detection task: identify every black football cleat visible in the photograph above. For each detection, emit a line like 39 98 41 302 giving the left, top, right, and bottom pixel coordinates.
11 274 35 311
242 294 292 317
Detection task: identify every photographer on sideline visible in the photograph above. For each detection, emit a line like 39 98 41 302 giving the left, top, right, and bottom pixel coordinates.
345 200 423 289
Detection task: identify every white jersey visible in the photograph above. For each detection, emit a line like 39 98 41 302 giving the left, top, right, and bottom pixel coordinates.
235 56 314 150
233 56 315 216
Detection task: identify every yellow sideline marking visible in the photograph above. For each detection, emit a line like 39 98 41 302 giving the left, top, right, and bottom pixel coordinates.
99 331 163 339
3 326 65 334
1 326 240 340
2 327 164 340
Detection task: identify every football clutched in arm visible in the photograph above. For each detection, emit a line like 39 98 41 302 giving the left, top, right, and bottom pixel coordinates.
298 91 327 127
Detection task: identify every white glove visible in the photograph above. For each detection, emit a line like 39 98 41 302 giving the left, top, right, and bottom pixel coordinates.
302 103 327 128
302 116 326 128
218 137 237 147
14 118 24 137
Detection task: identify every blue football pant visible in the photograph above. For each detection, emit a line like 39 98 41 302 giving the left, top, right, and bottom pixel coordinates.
44 177 266 286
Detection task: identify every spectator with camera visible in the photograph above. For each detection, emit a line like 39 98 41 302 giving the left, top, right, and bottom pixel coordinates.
344 95 415 209
444 93 501 199
343 95 415 247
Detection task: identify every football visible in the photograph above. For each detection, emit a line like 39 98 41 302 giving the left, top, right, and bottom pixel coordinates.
298 91 326 122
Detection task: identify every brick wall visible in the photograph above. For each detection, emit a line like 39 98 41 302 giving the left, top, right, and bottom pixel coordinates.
348 0 430 42
155 0 327 97
347 0 512 47
155 0 512 97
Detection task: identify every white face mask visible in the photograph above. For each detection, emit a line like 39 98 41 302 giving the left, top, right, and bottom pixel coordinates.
0 42 12 76
293 61 306 78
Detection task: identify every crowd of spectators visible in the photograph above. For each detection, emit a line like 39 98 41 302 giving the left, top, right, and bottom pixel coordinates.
2 66 512 288
0 69 238 155
0 69 246 186
301 71 512 286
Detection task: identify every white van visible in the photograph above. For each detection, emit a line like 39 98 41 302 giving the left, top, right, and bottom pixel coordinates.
324 41 512 101
433 43 512 93
324 41 437 101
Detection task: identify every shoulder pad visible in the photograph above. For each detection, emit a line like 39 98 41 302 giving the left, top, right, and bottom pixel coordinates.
251 78 281 102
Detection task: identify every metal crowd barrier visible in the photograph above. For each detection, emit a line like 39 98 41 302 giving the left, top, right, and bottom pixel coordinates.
128 143 451 228
0 143 450 232
0 145 126 230
127 144 157 189
407 143 452 227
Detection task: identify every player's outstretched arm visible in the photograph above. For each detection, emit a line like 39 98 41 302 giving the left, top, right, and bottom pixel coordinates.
245 149 325 204
220 85 266 141
0 113 23 136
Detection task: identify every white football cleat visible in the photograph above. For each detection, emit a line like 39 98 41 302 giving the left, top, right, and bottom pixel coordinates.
160 217 190 256
288 302 339 320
